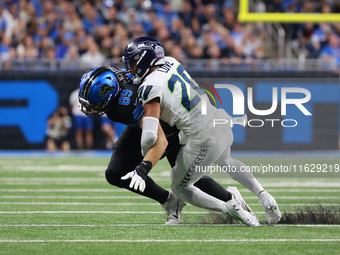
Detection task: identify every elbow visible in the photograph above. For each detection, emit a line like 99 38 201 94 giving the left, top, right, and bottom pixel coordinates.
141 130 158 156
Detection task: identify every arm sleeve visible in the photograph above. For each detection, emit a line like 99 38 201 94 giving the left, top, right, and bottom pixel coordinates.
141 116 159 156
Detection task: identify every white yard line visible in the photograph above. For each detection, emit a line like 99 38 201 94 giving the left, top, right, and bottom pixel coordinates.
0 224 340 227
1 178 340 186
0 166 170 176
0 239 339 243
0 196 146 199
1 188 339 193
0 211 257 214
0 202 158 205
2 210 339 214
0 211 207 214
0 178 105 185
0 165 105 172
1 195 338 199
1 202 339 206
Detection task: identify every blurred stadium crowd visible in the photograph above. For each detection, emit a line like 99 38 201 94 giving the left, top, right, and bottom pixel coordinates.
264 0 340 63
1 0 338 70
0 0 265 69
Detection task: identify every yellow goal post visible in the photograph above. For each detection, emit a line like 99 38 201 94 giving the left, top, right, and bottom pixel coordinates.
238 0 340 23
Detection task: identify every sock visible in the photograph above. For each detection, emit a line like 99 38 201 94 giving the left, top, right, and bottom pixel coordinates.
194 175 232 202
172 184 225 213
228 158 264 196
122 176 169 204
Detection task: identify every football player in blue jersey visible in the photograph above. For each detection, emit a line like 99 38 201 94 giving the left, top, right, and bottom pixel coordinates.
78 65 240 225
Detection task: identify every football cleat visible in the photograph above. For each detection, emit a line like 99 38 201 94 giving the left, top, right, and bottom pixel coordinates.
227 186 253 213
224 199 260 226
161 192 186 225
259 190 281 224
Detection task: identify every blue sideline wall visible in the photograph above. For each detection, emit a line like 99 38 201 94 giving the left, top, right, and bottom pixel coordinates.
0 70 339 150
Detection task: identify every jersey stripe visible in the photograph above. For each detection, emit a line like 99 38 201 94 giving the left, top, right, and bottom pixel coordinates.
142 85 153 101
133 103 144 121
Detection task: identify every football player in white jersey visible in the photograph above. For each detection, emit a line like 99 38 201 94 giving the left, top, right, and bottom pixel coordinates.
122 37 281 225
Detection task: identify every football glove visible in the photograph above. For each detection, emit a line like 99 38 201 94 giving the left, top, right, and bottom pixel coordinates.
121 161 152 193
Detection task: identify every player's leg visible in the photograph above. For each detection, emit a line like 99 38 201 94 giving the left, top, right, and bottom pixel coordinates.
215 148 281 224
73 116 84 149
105 126 185 224
194 176 232 202
165 128 232 202
171 143 259 226
61 139 71 152
105 126 169 203
170 144 228 212
216 149 265 196
84 117 94 150
100 116 117 149
46 138 57 151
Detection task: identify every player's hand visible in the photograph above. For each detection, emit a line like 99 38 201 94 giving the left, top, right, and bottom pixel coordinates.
121 170 146 192
121 161 152 193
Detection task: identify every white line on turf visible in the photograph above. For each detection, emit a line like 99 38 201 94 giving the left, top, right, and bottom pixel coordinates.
0 211 328 214
0 211 208 214
1 188 340 192
0 196 146 199
1 195 338 199
0 239 339 243
1 202 339 206
0 224 340 227
0 166 170 176
0 202 158 205
1 178 340 186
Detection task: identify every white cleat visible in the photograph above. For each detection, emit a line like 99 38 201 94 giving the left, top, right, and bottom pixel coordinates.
227 186 253 213
224 199 260 226
161 192 186 225
259 191 281 224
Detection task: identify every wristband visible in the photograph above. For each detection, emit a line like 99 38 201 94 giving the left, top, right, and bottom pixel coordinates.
135 160 152 180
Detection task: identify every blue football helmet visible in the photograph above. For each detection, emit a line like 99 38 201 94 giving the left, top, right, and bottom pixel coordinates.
122 37 165 84
78 66 119 118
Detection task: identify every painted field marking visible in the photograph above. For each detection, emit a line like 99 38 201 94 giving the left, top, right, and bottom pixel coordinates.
2 180 340 187
1 202 339 206
0 224 340 227
1 195 338 200
1 188 339 193
0 239 339 243
1 211 338 214
0 211 209 214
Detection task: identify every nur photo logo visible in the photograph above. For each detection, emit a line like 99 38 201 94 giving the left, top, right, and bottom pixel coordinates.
200 83 312 128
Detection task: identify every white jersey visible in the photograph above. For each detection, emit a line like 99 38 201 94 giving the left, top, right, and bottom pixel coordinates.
138 57 231 145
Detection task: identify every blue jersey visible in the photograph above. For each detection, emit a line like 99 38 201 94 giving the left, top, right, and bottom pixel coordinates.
105 67 144 125
105 67 179 136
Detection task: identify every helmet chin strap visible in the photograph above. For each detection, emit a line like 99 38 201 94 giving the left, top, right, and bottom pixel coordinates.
134 58 164 84
134 66 150 84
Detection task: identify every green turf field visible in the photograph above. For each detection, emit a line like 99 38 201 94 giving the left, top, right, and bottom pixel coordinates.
0 155 339 255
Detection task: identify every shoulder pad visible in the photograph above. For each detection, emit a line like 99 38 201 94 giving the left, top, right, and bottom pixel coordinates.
107 66 132 84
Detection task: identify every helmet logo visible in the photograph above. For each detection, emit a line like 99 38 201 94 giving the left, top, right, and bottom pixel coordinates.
99 84 114 99
137 42 158 50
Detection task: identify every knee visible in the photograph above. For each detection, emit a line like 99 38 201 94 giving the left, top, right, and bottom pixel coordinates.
105 169 125 188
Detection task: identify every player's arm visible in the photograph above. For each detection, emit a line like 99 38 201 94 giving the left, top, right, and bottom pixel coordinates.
120 98 168 192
